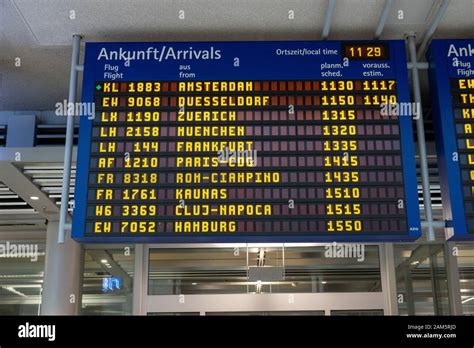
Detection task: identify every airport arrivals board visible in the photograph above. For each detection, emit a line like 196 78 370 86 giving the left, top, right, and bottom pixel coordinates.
72 40 421 243
428 39 474 240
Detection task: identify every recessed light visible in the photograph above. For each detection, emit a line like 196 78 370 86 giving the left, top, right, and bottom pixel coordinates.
30 196 39 200
192 282 197 285
321 281 327 284
101 259 107 263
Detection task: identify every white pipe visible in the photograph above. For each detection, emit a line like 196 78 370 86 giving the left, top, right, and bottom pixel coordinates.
321 0 336 39
374 0 393 39
416 0 450 61
407 34 435 241
58 34 82 244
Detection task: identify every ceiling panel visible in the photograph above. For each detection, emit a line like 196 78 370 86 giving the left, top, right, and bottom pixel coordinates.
12 0 327 45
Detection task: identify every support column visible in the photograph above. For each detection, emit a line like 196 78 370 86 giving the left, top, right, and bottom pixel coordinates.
41 220 83 315
133 244 146 315
379 243 399 315
429 255 441 315
404 267 416 315
445 242 463 315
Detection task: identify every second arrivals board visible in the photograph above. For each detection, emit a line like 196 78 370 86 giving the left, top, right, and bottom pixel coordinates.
429 39 474 240
72 40 421 243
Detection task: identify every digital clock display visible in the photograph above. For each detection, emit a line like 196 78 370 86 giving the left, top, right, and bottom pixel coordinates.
342 42 389 60
72 40 420 243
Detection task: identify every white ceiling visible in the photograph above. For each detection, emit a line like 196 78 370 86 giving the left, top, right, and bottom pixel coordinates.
0 0 473 111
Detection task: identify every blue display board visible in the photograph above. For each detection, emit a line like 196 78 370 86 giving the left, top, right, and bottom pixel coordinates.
72 40 421 243
428 39 474 240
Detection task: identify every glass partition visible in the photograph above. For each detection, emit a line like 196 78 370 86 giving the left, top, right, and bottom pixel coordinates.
0 240 45 315
81 247 134 315
394 243 449 315
148 245 381 295
456 243 474 315
148 247 247 295
274 245 381 293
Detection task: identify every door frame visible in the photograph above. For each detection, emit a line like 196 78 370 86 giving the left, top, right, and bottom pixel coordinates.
132 242 397 315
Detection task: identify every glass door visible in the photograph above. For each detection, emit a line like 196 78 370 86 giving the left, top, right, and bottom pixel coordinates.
139 244 388 315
